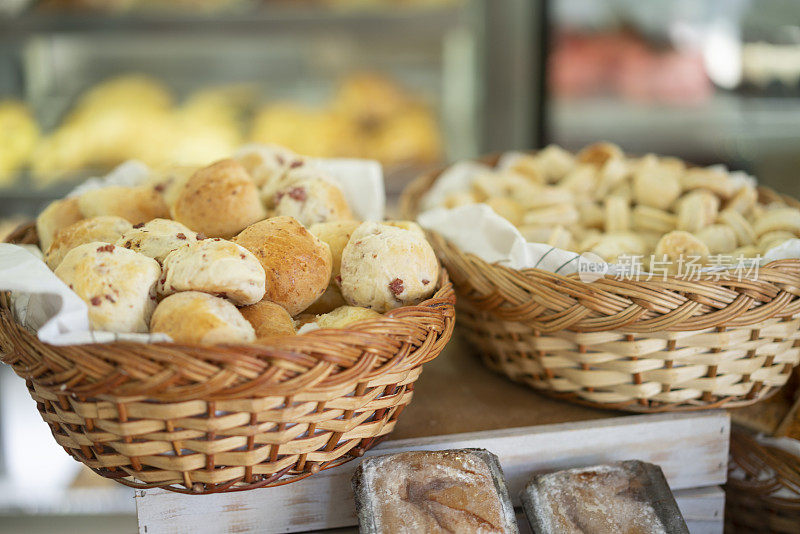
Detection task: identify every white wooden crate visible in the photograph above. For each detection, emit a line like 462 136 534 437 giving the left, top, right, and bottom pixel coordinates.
136 410 729 534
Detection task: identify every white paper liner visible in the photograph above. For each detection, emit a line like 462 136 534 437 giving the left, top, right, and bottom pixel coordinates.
417 153 800 276
0 152 385 346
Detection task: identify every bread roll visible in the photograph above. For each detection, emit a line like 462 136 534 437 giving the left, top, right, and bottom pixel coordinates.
116 218 199 263
309 219 361 278
146 164 198 209
36 197 84 251
234 216 332 315
272 178 353 227
302 284 347 315
45 216 132 270
340 222 439 312
159 238 266 305
239 299 296 338
260 164 332 207
78 185 169 225
150 291 255 345
55 242 160 333
234 144 300 187
312 306 381 329
172 159 266 238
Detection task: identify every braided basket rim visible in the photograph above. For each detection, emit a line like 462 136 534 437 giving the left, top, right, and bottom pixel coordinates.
0 222 457 402
400 152 800 334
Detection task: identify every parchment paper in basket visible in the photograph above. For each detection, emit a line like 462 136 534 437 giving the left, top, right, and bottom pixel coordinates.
0 154 386 346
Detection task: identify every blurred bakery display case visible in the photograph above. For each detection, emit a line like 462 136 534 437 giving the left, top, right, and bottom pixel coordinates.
2 0 538 226
546 0 800 198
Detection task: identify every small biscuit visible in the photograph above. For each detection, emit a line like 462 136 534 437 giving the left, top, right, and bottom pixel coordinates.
576 142 624 167
694 224 737 255
681 168 736 198
150 291 255 345
310 220 361 278
654 230 709 268
36 197 84 251
633 158 681 210
78 185 170 225
239 299 296 338
172 159 267 238
54 242 160 333
312 306 381 330
159 238 266 305
272 178 353 227
340 222 439 312
234 216 332 316
116 218 199 263
676 190 720 233
45 216 132 270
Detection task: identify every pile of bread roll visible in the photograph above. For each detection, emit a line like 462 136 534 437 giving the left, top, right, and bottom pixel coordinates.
429 142 800 271
35 145 440 345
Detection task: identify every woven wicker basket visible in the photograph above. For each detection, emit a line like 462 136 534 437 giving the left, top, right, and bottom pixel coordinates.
401 154 800 412
726 429 800 533
0 223 455 493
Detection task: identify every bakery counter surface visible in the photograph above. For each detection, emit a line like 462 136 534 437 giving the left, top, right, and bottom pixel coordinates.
136 332 730 534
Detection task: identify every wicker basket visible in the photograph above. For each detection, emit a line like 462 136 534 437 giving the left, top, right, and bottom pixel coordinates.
726 429 800 533
0 223 455 494
401 154 800 412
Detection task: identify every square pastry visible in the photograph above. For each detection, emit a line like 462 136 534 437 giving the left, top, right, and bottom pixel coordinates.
520 460 689 534
352 449 518 533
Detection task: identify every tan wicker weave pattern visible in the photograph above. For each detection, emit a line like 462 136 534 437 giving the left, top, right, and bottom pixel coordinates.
0 224 456 493
726 429 800 533
401 158 800 411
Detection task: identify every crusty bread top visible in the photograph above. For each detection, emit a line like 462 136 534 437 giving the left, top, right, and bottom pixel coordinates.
78 184 170 225
239 299 296 339
45 216 133 270
150 291 255 345
116 218 199 263
36 197 84 251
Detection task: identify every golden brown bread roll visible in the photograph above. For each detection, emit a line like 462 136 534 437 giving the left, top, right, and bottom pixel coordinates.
150 291 255 345
309 219 361 278
239 299 296 338
45 216 132 270
272 178 354 227
77 185 170 225
36 197 84 251
340 222 439 312
115 218 199 263
146 164 198 209
171 159 266 238
302 284 347 315
158 238 266 305
54 242 160 333
311 305 381 329
234 216 332 316
234 144 300 188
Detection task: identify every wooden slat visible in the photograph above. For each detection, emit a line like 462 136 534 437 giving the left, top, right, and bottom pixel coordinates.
136 410 729 534
675 486 725 534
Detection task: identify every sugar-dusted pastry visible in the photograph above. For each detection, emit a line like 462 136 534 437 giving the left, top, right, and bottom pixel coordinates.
239 299 296 338
234 143 300 188
171 159 266 238
352 449 518 534
520 461 689 534
309 219 361 278
150 291 255 345
340 222 439 312
159 238 265 305
234 216 332 315
36 197 84 251
310 306 381 330
77 184 170 225
54 242 160 333
45 216 132 270
115 218 199 263
272 177 353 227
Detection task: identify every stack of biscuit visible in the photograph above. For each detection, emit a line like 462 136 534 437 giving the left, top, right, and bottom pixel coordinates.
428 142 799 271
35 144 440 345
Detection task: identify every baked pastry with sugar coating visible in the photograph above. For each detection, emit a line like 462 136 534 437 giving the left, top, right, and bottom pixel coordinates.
172 159 266 238
159 238 265 305
340 222 439 312
310 219 361 278
150 291 255 345
36 197 84 251
78 185 169 225
239 299 296 338
116 218 199 263
234 216 332 315
45 216 132 270
54 242 160 333
272 178 353 227
312 306 381 329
